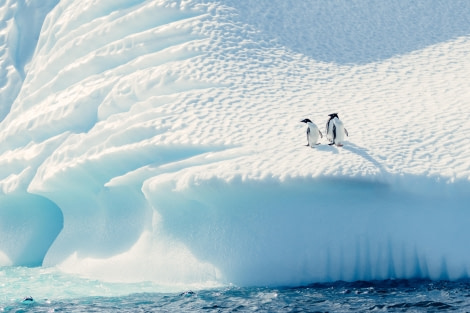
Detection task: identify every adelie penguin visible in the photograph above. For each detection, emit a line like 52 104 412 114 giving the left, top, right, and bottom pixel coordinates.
22 296 34 303
325 113 348 147
300 118 323 147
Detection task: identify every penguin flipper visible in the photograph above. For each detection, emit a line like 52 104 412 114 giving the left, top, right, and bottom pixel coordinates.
319 130 323 138
332 125 336 144
345 128 349 136
306 128 310 146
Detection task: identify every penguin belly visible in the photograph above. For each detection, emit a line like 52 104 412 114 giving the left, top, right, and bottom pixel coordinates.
333 119 346 146
307 123 320 147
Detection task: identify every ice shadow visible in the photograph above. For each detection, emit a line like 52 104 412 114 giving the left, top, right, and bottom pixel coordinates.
315 143 339 154
225 0 470 64
0 193 63 266
342 141 388 175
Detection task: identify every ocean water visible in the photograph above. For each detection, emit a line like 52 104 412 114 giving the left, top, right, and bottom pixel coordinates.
2 268 470 312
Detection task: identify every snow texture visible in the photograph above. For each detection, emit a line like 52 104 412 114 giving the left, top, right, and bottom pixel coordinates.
0 0 469 287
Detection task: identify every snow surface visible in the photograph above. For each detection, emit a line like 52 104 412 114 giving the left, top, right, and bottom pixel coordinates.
0 0 470 287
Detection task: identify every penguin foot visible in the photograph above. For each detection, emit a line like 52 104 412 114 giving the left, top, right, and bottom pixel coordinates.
328 143 335 146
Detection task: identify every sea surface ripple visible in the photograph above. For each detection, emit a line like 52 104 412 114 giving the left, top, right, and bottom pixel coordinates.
4 279 470 312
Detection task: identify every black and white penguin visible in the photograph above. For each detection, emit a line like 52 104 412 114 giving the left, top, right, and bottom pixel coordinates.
22 296 34 303
300 118 323 147
325 113 348 146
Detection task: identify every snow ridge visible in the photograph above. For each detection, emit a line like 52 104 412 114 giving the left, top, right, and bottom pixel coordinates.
0 0 59 121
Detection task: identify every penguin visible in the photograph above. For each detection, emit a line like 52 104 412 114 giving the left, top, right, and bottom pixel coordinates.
22 296 34 303
300 118 323 147
325 113 348 146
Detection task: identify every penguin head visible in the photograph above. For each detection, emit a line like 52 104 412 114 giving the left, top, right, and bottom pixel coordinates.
300 118 312 123
328 113 339 118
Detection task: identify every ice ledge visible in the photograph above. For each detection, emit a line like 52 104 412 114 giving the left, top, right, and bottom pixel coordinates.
142 171 470 286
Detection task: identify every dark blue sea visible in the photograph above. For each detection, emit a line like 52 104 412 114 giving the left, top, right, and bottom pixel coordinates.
5 279 470 312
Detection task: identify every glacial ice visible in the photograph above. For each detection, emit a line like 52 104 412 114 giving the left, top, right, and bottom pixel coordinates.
0 0 469 287
0 193 62 266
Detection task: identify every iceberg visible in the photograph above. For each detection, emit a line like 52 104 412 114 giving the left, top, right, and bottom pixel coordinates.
0 0 469 287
